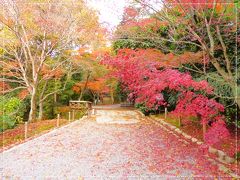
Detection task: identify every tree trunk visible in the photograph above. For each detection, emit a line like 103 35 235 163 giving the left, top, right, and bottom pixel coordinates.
236 99 240 109
110 88 114 104
54 78 57 103
29 88 37 122
203 123 207 141
235 95 240 109
38 101 43 120
178 116 182 127
54 92 57 103
79 91 83 101
210 58 239 107
231 85 240 108
79 72 90 100
93 95 97 105
38 80 48 121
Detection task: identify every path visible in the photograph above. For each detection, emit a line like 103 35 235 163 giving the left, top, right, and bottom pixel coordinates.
1 106 228 179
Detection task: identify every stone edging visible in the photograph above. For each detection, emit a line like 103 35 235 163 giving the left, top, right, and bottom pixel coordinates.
153 116 235 164
135 110 239 179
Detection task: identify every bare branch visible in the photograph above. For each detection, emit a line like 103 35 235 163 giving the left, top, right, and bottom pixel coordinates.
0 86 26 94
216 25 232 77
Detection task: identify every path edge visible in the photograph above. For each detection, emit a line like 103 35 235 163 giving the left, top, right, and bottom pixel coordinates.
1 116 88 154
135 110 239 179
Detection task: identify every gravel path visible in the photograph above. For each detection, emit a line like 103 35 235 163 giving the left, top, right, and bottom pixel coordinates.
1 109 229 179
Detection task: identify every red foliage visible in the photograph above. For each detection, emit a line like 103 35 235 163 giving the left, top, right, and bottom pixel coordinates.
102 48 229 145
123 7 138 19
0 119 68 151
121 6 167 32
122 17 166 32
166 0 229 10
204 120 230 145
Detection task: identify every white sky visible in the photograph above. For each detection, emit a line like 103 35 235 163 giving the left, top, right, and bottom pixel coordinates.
87 0 128 30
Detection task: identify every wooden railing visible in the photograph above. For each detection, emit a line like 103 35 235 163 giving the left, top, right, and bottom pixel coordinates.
69 100 92 116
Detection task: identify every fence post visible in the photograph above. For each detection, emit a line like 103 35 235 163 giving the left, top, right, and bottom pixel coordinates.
203 123 207 141
72 110 75 121
178 116 181 127
164 107 167 119
68 111 71 122
24 121 28 139
57 114 60 127
88 108 91 117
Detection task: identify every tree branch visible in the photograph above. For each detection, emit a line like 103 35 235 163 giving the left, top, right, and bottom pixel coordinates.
216 25 232 77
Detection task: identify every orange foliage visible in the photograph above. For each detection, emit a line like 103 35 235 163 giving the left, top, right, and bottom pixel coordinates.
41 65 64 79
73 78 109 94
117 48 203 68
122 17 167 32
78 48 88 56
1 61 22 78
0 82 10 92
72 85 82 93
91 48 111 60
18 89 29 100
159 51 203 67
88 78 109 93
167 0 232 14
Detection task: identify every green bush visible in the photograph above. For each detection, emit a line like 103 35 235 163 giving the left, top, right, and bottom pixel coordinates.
42 96 55 119
0 96 26 132
162 89 179 111
135 103 155 115
234 151 240 160
115 82 128 103
0 115 16 132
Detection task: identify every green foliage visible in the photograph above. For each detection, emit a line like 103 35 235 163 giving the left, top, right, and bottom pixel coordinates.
134 89 178 115
113 39 156 52
115 83 128 102
0 115 16 132
37 71 83 119
135 103 155 116
43 96 55 119
234 151 240 160
193 72 239 126
162 89 179 111
58 80 79 105
81 90 94 101
225 107 240 127
72 73 82 81
0 96 26 132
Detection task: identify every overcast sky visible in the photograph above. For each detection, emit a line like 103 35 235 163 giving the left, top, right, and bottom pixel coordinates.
87 0 128 30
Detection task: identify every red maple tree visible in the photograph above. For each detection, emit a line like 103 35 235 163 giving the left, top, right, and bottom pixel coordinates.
102 48 229 145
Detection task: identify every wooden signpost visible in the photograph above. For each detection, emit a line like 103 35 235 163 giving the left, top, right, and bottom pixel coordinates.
69 100 92 118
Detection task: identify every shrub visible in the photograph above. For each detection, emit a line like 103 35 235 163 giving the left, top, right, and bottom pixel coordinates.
235 151 240 160
0 115 16 132
0 96 26 132
135 103 155 115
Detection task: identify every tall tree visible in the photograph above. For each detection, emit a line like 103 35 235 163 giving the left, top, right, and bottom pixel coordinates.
0 0 101 121
118 1 239 107
71 49 110 101
102 48 230 144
